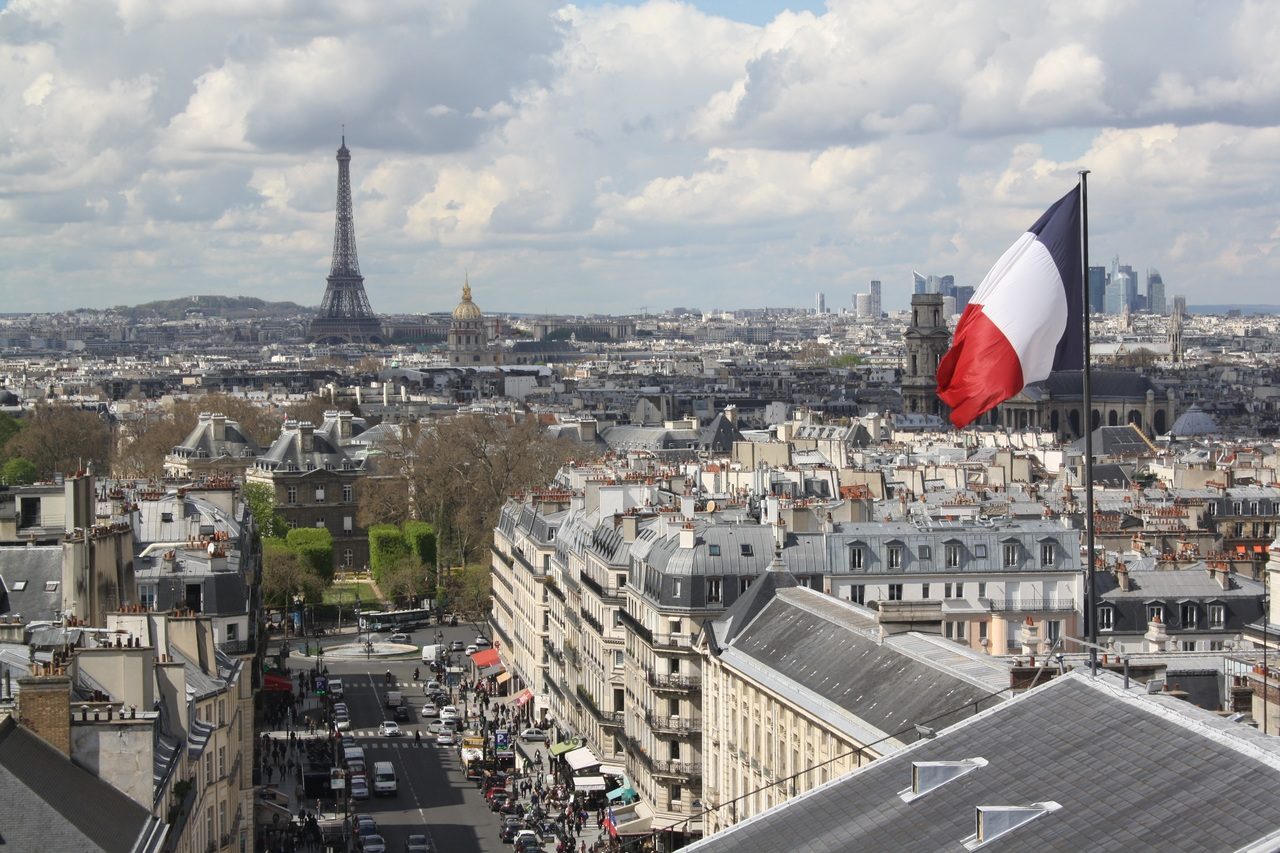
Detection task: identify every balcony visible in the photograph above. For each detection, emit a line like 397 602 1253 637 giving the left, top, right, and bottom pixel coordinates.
512 548 547 577
646 669 701 691
577 685 624 727
618 608 653 644
580 608 605 635
652 632 698 651
644 710 702 734
987 596 1076 613
491 544 514 569
216 637 253 655
564 642 581 668
650 758 703 782
580 570 625 605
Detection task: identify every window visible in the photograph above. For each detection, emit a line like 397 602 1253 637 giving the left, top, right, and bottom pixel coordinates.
1098 607 1114 631
1234 522 1244 537
613 610 624 628
1002 543 1019 567
708 544 721 557
1047 620 1061 643
668 739 681 760
1233 501 1242 515
343 485 353 502
613 650 624 669
849 585 865 605
226 623 238 641
921 583 930 599
617 574 628 589
978 582 987 599
44 580 59 592
978 621 988 641
707 578 722 603
740 577 753 593
1040 542 1056 565
343 515 353 532
1251 501 1260 515
945 621 967 640
1147 604 1164 624
918 545 932 560
944 583 965 599
887 546 903 570
849 546 864 569
10 581 25 591
945 544 961 568
740 544 753 557
672 579 682 597
286 487 297 504
218 745 226 778
1206 503 1216 516
1209 604 1225 629
1181 640 1197 652
1180 603 1198 628
669 784 683 808
974 544 988 558
315 519 326 529
343 549 353 567
1209 640 1225 651
140 585 157 609
888 583 904 601
315 486 326 503
286 520 297 529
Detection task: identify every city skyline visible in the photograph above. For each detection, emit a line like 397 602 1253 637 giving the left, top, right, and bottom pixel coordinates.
2 1 1279 315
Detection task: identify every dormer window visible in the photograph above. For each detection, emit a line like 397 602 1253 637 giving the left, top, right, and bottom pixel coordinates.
1209 603 1225 629
945 544 961 568
1040 542 1055 566
1146 603 1164 624
887 545 903 570
1002 542 1019 567
708 544 721 557
849 545 864 569
1180 603 1198 629
739 544 753 557
1098 606 1114 632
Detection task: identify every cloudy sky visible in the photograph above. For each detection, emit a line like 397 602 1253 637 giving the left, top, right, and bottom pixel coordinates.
2 0 1277 315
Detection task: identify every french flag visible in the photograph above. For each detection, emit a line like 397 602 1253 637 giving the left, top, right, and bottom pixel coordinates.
936 185 1084 428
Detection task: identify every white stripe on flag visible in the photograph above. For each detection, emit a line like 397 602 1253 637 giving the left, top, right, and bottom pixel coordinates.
973 231 1069 385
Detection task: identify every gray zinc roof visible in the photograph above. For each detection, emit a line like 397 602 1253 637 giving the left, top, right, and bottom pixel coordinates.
0 545 64 622
683 670 1280 853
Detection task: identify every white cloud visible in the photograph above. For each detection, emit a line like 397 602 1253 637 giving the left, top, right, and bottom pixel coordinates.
1 0 1279 313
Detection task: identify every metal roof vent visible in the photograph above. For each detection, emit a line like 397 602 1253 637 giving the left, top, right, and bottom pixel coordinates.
900 757 988 802
963 801 1061 850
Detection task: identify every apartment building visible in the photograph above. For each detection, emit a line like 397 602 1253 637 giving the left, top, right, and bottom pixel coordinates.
164 412 260 479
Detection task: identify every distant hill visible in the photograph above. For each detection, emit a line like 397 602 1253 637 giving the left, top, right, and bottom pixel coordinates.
1187 304 1280 315
107 295 312 321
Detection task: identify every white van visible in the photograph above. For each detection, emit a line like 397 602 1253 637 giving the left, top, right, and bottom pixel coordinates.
372 760 397 796
328 678 344 699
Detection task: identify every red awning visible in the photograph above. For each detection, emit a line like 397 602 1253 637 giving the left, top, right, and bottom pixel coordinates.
263 673 292 693
514 688 534 706
470 648 500 668
1236 545 1248 554
1254 545 1266 553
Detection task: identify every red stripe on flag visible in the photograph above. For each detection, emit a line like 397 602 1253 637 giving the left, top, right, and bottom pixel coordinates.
936 304 1024 429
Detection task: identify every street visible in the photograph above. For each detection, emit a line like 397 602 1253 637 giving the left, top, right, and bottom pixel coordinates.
281 620 510 853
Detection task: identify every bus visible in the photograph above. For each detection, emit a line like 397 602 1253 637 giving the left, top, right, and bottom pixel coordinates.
358 608 432 632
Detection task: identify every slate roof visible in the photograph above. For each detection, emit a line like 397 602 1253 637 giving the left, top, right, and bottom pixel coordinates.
0 545 64 621
683 671 1280 853
0 716 164 853
712 586 1005 747
1036 369 1164 400
1070 424 1155 457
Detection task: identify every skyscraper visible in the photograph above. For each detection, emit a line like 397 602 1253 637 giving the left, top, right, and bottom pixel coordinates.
855 293 871 318
953 285 974 313
816 292 826 314
1105 271 1127 314
1088 266 1107 314
869 280 882 319
912 271 926 295
1119 264 1138 310
1147 268 1166 315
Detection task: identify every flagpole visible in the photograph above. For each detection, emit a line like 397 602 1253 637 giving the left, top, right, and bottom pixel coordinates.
1079 169 1098 674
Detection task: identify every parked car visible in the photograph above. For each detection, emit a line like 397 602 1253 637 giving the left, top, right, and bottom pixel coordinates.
465 644 478 655
420 702 439 717
378 721 402 737
475 636 491 648
353 815 378 843
488 791 511 811
519 727 548 742
361 833 387 853
333 702 349 716
334 713 352 731
439 705 460 722
436 729 456 746
350 775 370 800
341 735 357 749
425 680 443 693
450 640 465 652
393 705 411 722
500 820 526 843
512 829 539 849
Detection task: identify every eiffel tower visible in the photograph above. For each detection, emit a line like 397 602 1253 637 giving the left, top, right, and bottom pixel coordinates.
309 136 384 344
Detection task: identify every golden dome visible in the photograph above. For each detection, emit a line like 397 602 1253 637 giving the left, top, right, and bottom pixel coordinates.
452 280 483 322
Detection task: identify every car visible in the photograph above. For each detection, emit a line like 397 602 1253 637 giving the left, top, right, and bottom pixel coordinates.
404 834 433 853
378 721 402 737
512 829 539 849
500 822 526 843
334 714 352 731
340 735 357 748
488 791 511 811
424 679 443 692
519 727 548 742
329 678 345 698
333 702 349 714
390 632 411 643
439 705 460 722
350 775 370 800
393 704 411 722
353 816 378 842
361 834 387 853
436 730 456 745
450 640 465 651
475 636 491 648
465 644 478 655
420 702 438 717
426 719 456 735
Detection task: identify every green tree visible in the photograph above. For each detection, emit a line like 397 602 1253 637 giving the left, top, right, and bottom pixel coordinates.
0 412 22 453
285 527 334 582
261 540 324 607
379 554 429 608
243 482 287 539
3 404 111 478
368 525 410 583
440 564 492 623
1 458 37 485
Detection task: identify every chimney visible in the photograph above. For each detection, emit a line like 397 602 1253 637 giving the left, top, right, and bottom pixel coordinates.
1018 616 1041 656
1211 564 1231 590
1144 612 1169 653
298 421 315 453
1115 564 1130 592
382 382 389 406
679 522 696 550
337 410 353 439
680 495 696 520
621 513 639 543
578 419 598 443
17 671 72 756
723 404 738 425
210 412 227 443
774 514 787 551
